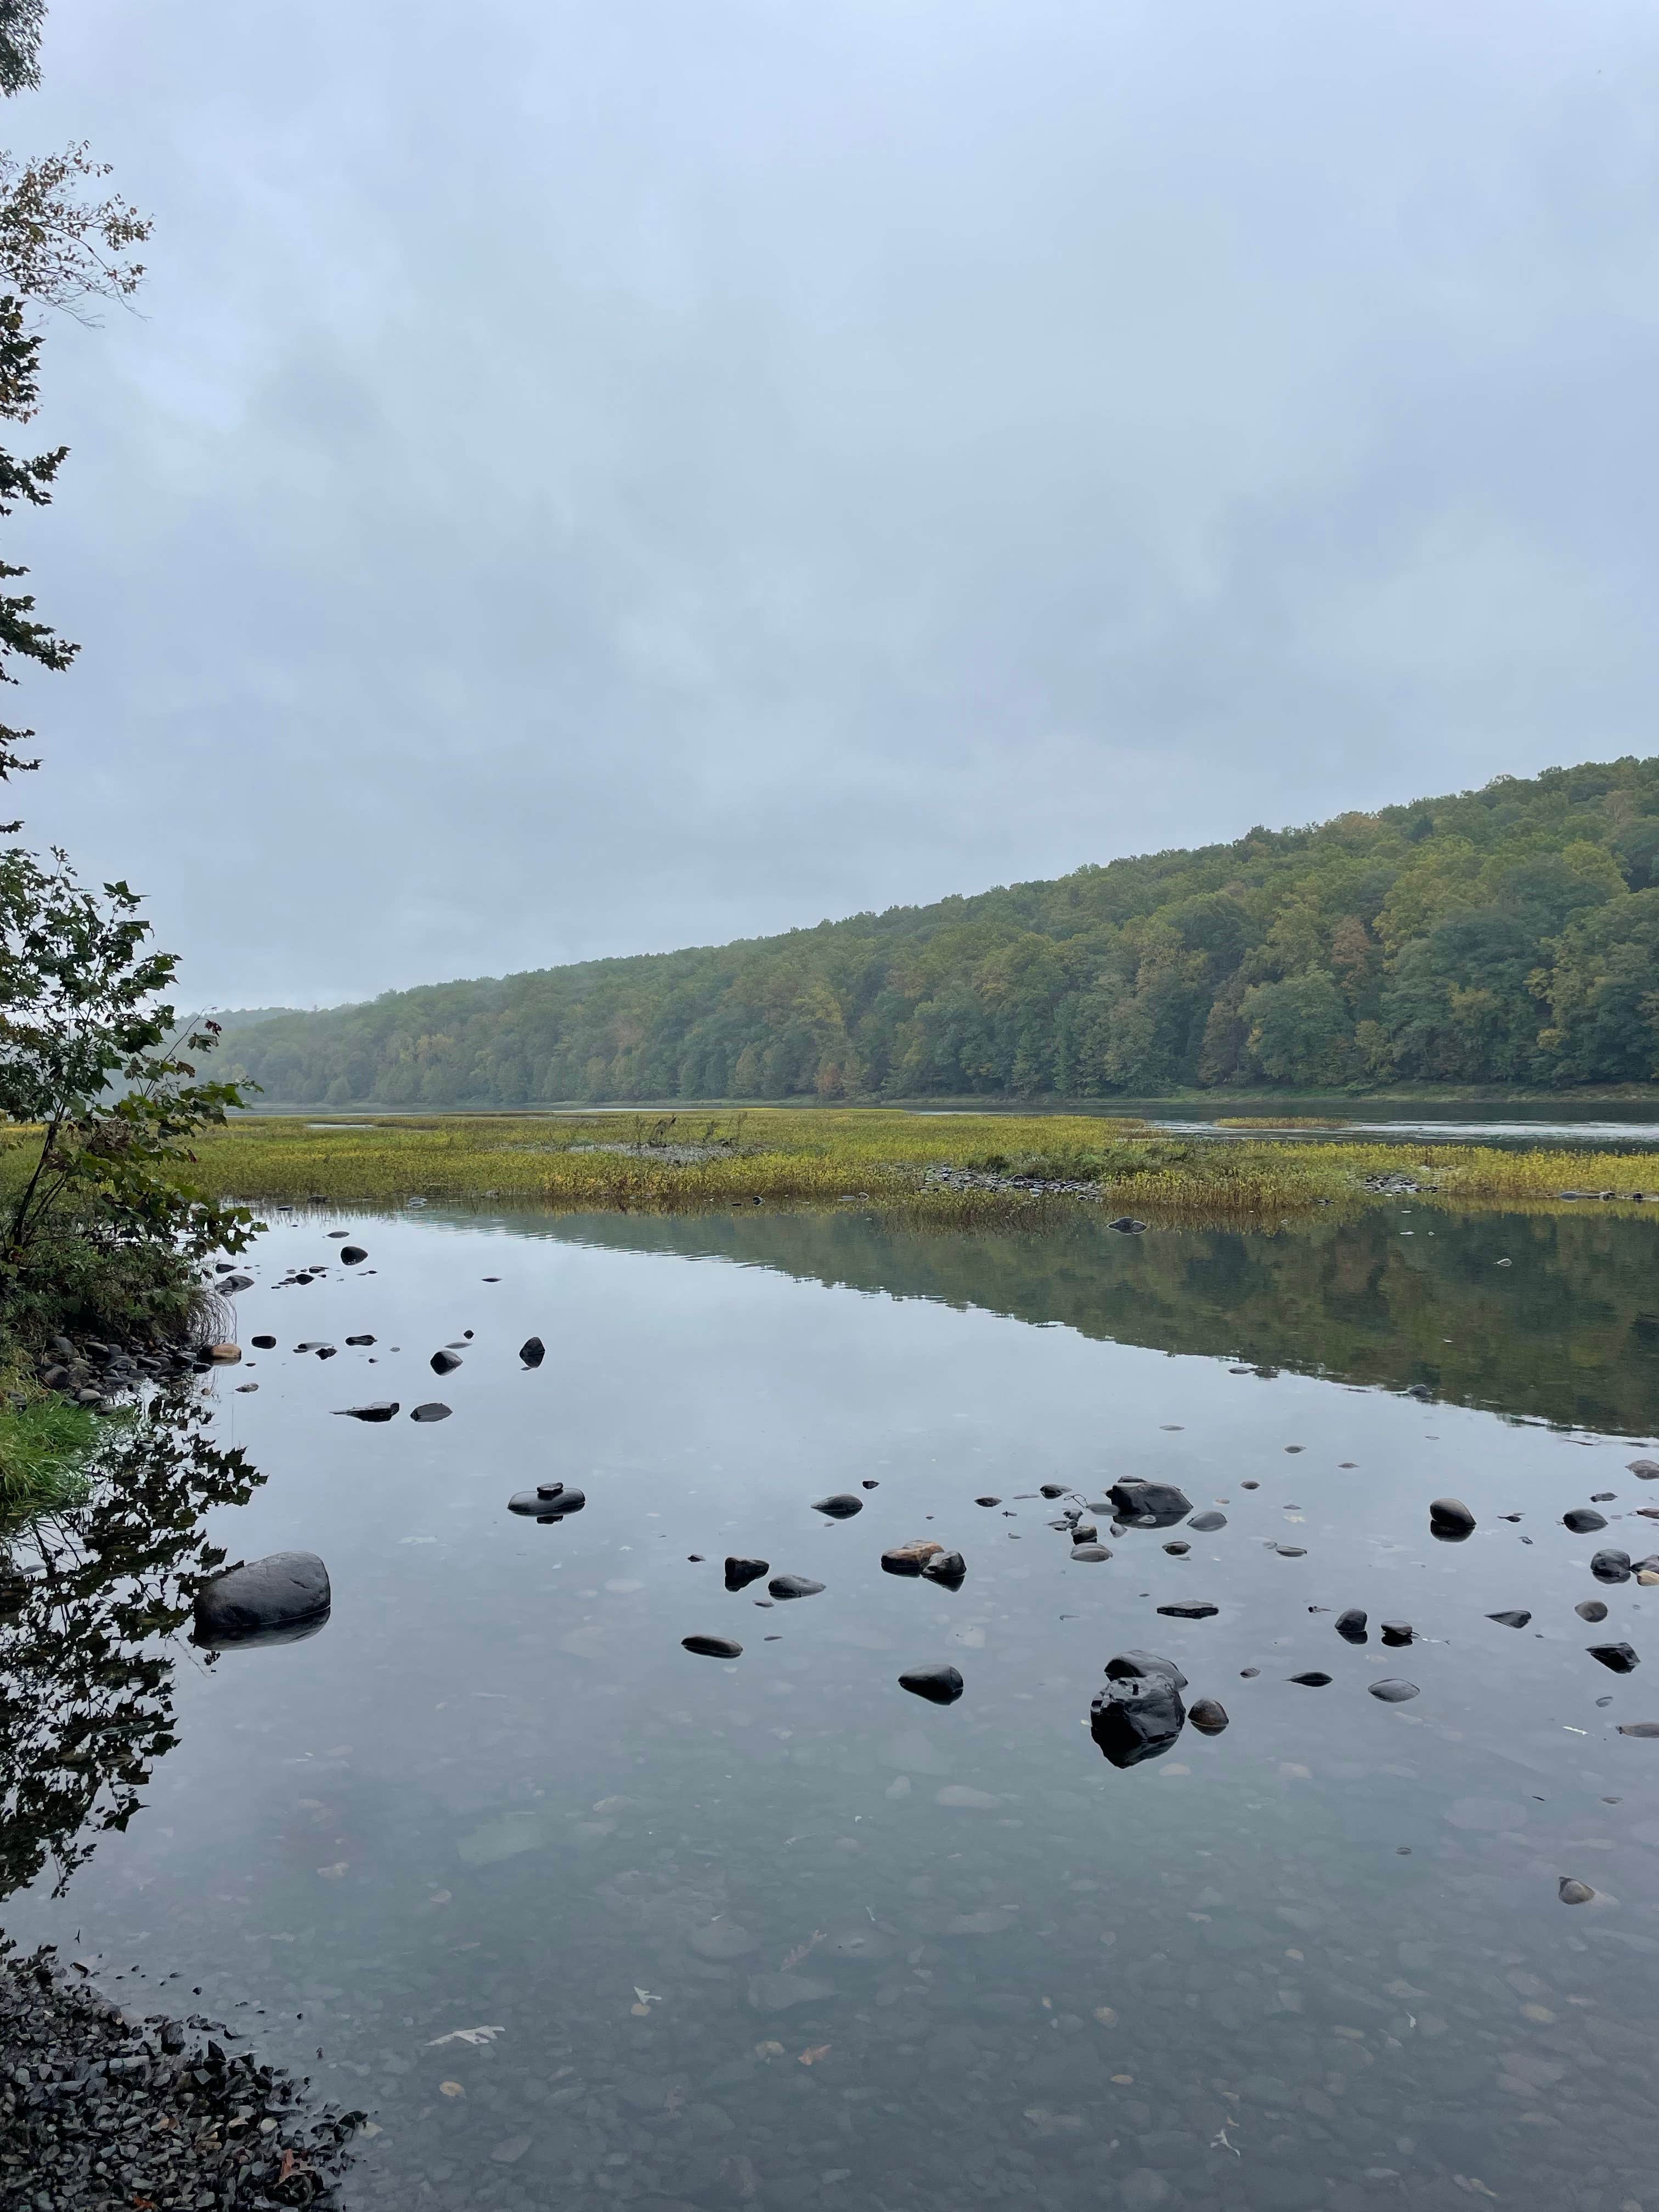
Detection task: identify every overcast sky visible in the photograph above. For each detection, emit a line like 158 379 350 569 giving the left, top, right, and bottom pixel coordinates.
10 0 1659 1006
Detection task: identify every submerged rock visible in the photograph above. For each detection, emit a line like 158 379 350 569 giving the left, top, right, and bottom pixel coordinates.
332 1402 400 1422
682 1634 742 1659
1091 1675 1185 1768
768 1574 825 1600
1429 1497 1476 1538
725 1556 770 1590
1558 1877 1595 1905
1617 1720 1659 1737
1163 1539 1190 1556
1380 1621 1415 1646
974 1495 1002 1507
882 1541 943 1576
1289 1671 1332 1686
689 1921 758 1959
1156 1600 1218 1619
410 1402 452 1422
1069 1543 1111 1562
1592 1550 1632 1584
922 1550 966 1587
1039 1483 1070 1499
430 1348 463 1375
339 1245 368 1265
1335 1609 1368 1643
1565 1508 1609 1534
1577 1598 1610 1621
509 1482 585 1517
748 1973 836 2013
812 1493 864 1519
1369 1679 1420 1702
195 1551 331 1646
1107 1217 1147 1233
898 1662 964 1705
1106 1479 1192 1529
1188 1698 1229 1734
1104 1650 1189 1690
1588 1642 1640 1673
1487 1610 1532 1629
1187 1511 1227 1533
1628 1459 1659 1479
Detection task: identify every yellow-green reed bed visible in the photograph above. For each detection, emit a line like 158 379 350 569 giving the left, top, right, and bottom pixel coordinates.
157 1110 1659 1231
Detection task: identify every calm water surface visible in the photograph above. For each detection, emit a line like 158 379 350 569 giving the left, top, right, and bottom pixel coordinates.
8 1208 1659 2212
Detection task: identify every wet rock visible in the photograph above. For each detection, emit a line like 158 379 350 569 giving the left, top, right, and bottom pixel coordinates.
217 1273 255 1294
1565 1508 1609 1533
1577 1599 1610 1622
1039 1483 1070 1499
1617 1720 1659 1737
1558 1877 1595 1905
520 1336 546 1367
509 1481 585 1517
748 1973 836 2012
975 1495 1001 1506
689 1921 759 1960
1069 1543 1111 1562
1091 1675 1185 1768
1592 1550 1632 1583
1369 1679 1420 1702
1187 1510 1227 1532
1105 1479 1192 1529
1105 1650 1189 1690
1380 1621 1414 1646
339 1245 368 1265
1406 1382 1433 1401
922 1550 966 1586
1070 1519 1098 1542
410 1402 452 1421
882 1541 943 1575
207 1342 242 1363
1588 1642 1640 1673
1156 1600 1218 1619
1107 1217 1147 1233
725 1556 769 1590
768 1574 825 1600
1163 1539 1190 1556
1275 1545 1306 1558
812 1492 864 1518
1289 1671 1332 1686
430 1348 463 1375
899 1662 964 1705
1188 1698 1229 1734
334 1401 400 1421
682 1635 742 1659
194 1551 331 1645
1487 1610 1532 1628
345 1332 376 1345
1628 1459 1659 1479
1429 1497 1475 1538
1335 1608 1368 1642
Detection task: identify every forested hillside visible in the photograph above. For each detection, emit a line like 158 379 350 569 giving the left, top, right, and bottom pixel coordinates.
227 758 1659 1104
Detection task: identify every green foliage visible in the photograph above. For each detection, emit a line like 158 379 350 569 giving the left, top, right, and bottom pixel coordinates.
0 846 258 1308
0 1390 107 1521
224 758 1659 1102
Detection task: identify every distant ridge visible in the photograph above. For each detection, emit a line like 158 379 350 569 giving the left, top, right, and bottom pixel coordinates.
222 758 1659 1105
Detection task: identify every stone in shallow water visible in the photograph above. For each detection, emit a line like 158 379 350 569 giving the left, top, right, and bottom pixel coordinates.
1039 1483 1069 1499
748 1974 836 2012
1592 1550 1632 1583
251 1334 276 1348
339 1245 368 1265
689 1921 758 1960
344 1333 375 1346
1157 1601 1218 1620
1558 1877 1595 1905
1429 1497 1475 1538
768 1574 825 1600
430 1348 462 1375
1588 1641 1640 1673
1628 1458 1659 1479
518 1336 545 1367
898 1663 963 1705
508 1483 585 1517
1105 1479 1192 1528
1289 1671 1331 1686
1069 1543 1111 1563
1187 1511 1227 1532
1380 1621 1414 1646
1335 1608 1368 1642
724 1556 769 1591
922 1550 966 1586
881 1541 942 1576
333 1402 399 1422
410 1402 451 1422
1107 1216 1147 1233
1617 1720 1659 1737
1091 1677 1185 1768
1487 1610 1532 1629
195 1551 331 1645
812 1493 864 1518
682 1635 742 1659
1188 1698 1229 1734
974 1496 1001 1507
1577 1598 1610 1622
1369 1679 1420 1702
1163 1539 1190 1556
1565 1507 1609 1533
1105 1650 1188 1690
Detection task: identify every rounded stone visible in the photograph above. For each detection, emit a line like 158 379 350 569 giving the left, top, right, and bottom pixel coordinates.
812 1493 864 1519
898 1663 964 1705
682 1635 742 1660
1369 1679 1420 1702
1428 1497 1475 1538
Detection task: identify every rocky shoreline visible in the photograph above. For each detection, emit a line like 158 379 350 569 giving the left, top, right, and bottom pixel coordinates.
1 1946 363 2210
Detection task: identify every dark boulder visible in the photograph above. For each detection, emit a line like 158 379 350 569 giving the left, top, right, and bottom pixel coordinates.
410 1402 452 1422
1369 1679 1420 1702
1565 1508 1609 1534
1106 1479 1192 1529
509 1482 585 1518
1334 1609 1368 1643
1588 1642 1640 1673
1069 1543 1111 1562
882 1541 942 1576
430 1349 463 1375
812 1493 864 1519
1577 1598 1610 1622
1107 1217 1147 1234
1188 1697 1229 1734
922 1550 966 1587
217 1273 254 1294
339 1246 368 1265
683 1635 742 1659
520 1336 546 1368
1628 1459 1659 1479
1039 1483 1069 1499
768 1574 825 1600
251 1335 276 1350
1429 1497 1475 1538
898 1663 963 1705
1187 1511 1227 1532
1091 1676 1184 1767
1380 1621 1414 1646
344 1333 376 1346
724 1556 769 1591
1289 1671 1332 1686
332 1402 400 1422
1592 1550 1632 1584
1156 1600 1218 1619
1104 1650 1188 1691
1487 1610 1532 1629
194 1552 330 1647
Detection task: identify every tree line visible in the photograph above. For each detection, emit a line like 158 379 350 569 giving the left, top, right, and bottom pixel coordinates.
228 754 1659 1104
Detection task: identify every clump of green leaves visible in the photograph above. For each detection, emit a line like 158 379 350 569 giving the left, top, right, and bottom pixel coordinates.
0 1390 104 1520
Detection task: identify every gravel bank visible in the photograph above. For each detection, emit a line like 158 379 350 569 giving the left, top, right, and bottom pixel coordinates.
1 1948 363 2210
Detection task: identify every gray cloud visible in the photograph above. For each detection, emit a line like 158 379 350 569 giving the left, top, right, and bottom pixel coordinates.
9 0 1659 1002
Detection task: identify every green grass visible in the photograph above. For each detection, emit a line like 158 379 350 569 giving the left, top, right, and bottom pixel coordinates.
131 1107 1659 1231
0 1393 106 1523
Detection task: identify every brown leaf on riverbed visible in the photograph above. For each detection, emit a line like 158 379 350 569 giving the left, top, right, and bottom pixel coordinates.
797 2044 831 2065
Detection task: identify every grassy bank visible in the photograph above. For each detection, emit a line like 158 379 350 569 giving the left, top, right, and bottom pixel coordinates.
0 1391 111 1521
174 1109 1659 1229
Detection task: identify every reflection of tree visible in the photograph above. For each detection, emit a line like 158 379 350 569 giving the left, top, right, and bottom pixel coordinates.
0 1400 261 1904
